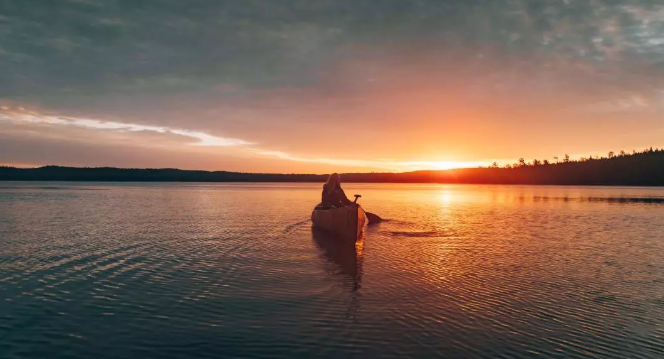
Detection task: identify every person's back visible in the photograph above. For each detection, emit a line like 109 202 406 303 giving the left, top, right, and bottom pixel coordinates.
321 173 353 208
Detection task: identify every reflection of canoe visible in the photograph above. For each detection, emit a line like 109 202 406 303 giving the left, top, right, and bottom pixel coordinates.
312 228 363 316
312 227 363 283
311 204 367 243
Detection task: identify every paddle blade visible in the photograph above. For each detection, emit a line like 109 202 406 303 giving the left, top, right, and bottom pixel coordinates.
366 212 383 225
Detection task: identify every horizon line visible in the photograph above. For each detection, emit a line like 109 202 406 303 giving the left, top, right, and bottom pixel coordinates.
3 148 662 176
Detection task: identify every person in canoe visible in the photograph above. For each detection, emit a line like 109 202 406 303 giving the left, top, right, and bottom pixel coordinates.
321 173 354 208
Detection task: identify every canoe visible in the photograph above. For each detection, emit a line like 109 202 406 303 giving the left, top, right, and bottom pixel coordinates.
311 204 367 243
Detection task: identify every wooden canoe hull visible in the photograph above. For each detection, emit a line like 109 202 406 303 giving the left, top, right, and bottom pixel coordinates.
311 204 367 243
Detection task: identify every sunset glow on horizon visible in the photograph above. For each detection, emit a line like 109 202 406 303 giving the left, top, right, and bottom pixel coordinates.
1 1 663 173
0 104 491 172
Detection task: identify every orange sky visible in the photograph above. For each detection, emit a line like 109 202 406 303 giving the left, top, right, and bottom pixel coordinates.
1 1 663 173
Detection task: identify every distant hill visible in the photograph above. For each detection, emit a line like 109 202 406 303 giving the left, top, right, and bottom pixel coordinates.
2 149 664 185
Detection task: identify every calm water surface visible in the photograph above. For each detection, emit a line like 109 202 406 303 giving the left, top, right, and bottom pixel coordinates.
1 182 664 358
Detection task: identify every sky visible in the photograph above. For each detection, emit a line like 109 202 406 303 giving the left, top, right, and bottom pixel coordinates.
1 0 663 173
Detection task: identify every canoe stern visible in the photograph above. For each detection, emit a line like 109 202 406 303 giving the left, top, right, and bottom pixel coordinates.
311 204 367 243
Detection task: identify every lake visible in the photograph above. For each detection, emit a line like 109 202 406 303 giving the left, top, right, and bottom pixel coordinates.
1 182 664 358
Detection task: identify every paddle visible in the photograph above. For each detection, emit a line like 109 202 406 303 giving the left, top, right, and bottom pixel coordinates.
354 194 383 225
366 212 383 225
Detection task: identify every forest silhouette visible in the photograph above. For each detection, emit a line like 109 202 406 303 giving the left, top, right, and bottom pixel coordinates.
2 148 663 185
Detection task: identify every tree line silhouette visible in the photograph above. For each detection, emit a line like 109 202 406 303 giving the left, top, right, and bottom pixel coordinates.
1 148 663 185
490 147 663 170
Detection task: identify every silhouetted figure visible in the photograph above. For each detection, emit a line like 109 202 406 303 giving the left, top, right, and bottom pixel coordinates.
321 173 354 208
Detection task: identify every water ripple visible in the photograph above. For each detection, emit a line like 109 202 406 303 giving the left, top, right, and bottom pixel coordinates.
1 183 663 358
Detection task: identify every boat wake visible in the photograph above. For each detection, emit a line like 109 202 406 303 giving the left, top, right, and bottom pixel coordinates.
386 230 453 238
528 196 664 204
282 218 311 234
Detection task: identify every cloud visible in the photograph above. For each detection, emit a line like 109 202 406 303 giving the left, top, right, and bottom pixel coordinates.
580 92 664 113
0 108 251 147
1 106 490 171
2 0 664 172
1 0 659 100
254 150 487 172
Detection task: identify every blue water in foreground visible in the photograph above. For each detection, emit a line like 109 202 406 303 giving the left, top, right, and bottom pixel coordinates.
1 182 664 358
